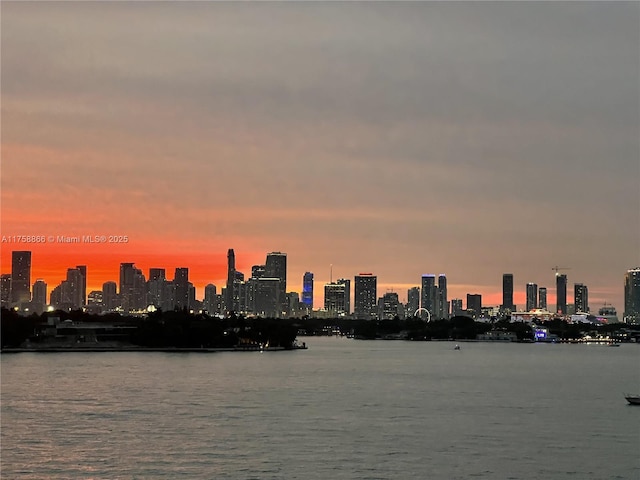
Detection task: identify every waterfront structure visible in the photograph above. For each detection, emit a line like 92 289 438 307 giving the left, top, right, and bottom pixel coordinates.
437 274 448 319
354 273 377 319
502 273 515 312
526 283 538 311
324 282 347 316
556 274 568 314
225 249 235 313
302 272 313 310
421 275 437 319
574 283 589 313
11 251 31 306
466 294 482 319
624 268 640 324
266 252 287 316
539 287 547 311
407 287 420 316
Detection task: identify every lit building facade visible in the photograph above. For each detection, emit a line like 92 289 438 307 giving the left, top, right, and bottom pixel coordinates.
624 268 640 324
574 283 589 313
354 274 377 319
502 273 515 312
407 287 420 317
11 251 31 306
302 272 313 310
466 294 482 319
421 275 437 318
526 283 538 311
324 282 347 316
437 274 448 319
538 287 547 311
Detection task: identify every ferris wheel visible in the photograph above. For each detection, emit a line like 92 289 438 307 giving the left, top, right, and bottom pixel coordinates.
414 308 431 322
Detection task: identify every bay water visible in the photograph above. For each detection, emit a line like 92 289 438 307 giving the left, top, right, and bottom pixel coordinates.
2 338 639 479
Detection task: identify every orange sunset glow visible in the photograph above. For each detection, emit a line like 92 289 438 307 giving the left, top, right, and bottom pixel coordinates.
2 2 638 313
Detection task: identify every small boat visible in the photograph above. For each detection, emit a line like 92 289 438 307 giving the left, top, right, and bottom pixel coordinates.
624 394 640 405
454 344 460 350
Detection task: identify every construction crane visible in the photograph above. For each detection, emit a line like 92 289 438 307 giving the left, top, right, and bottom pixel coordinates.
552 266 571 275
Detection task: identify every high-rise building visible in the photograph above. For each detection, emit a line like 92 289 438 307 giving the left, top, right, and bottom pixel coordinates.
11 251 31 306
502 273 515 312
302 272 314 310
526 283 538 311
265 252 287 315
421 275 437 318
624 268 640 324
574 283 589 313
255 277 280 317
174 268 189 310
354 273 377 319
32 279 47 313
337 278 351 314
324 282 347 316
76 265 87 306
65 267 85 309
147 269 166 308
466 294 482 318
225 249 236 313
451 298 463 317
1 274 12 308
204 284 217 314
539 287 547 310
437 274 448 319
407 287 420 317
119 263 146 311
556 274 568 314
102 281 118 311
381 292 400 320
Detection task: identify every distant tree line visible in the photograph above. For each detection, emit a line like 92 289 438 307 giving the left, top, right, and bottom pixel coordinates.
2 308 639 350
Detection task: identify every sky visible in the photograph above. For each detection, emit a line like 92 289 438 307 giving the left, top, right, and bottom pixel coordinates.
1 2 639 312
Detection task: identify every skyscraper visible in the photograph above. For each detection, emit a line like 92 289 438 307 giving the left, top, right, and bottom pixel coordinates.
225 249 236 313
556 274 568 314
574 283 589 313
466 294 482 319
1 274 12 308
526 283 538 311
174 268 189 309
102 281 118 311
265 252 287 315
11 251 31 306
381 292 400 320
337 278 351 314
421 275 437 318
437 274 448 319
32 279 47 313
119 263 146 311
302 272 314 310
501 273 515 312
624 268 640 324
354 273 377 319
76 265 87 306
204 284 217 314
539 287 547 310
407 287 420 317
324 282 347 316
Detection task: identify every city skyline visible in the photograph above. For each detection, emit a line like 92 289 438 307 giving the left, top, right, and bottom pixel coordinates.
2 3 638 312
2 248 638 318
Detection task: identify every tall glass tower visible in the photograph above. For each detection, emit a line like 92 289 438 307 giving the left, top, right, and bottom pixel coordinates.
302 272 313 309
502 273 514 312
354 273 377 319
